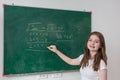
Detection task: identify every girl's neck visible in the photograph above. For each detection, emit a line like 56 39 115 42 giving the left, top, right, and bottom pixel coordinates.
90 51 97 59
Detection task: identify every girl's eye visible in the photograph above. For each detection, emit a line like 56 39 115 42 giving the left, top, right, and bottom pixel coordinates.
95 41 98 43
88 39 92 41
95 40 100 43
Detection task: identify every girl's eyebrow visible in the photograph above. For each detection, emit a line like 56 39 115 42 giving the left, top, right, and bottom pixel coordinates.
89 38 100 41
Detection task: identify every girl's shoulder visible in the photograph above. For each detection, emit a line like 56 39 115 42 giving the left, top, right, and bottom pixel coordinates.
99 59 107 70
79 54 84 61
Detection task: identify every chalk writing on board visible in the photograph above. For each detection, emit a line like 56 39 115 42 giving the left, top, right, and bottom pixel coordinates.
25 22 73 51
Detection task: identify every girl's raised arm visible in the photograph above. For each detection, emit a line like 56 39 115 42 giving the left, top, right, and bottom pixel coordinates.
47 45 80 65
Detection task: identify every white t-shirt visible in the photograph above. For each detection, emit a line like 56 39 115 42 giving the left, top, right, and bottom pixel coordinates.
79 54 107 80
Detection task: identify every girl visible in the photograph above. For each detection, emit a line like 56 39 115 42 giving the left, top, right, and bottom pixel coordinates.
47 31 107 80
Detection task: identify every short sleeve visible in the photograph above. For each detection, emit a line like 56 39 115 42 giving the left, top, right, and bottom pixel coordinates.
79 54 84 62
99 60 107 70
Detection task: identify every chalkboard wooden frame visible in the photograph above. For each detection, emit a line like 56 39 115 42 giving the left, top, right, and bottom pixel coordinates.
4 5 91 75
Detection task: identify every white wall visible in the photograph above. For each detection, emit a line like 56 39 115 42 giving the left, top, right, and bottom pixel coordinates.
0 0 120 80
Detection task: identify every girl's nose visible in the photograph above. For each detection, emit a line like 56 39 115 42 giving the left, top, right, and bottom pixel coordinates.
91 41 95 45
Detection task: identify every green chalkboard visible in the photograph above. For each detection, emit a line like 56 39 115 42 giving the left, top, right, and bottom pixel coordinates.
4 5 91 75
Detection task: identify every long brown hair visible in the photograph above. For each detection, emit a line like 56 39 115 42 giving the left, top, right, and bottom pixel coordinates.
80 31 107 71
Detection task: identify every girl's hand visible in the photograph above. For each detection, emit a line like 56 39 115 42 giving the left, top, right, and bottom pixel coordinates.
47 45 58 53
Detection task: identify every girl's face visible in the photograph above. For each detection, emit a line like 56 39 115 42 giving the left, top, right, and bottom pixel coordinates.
87 35 101 52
